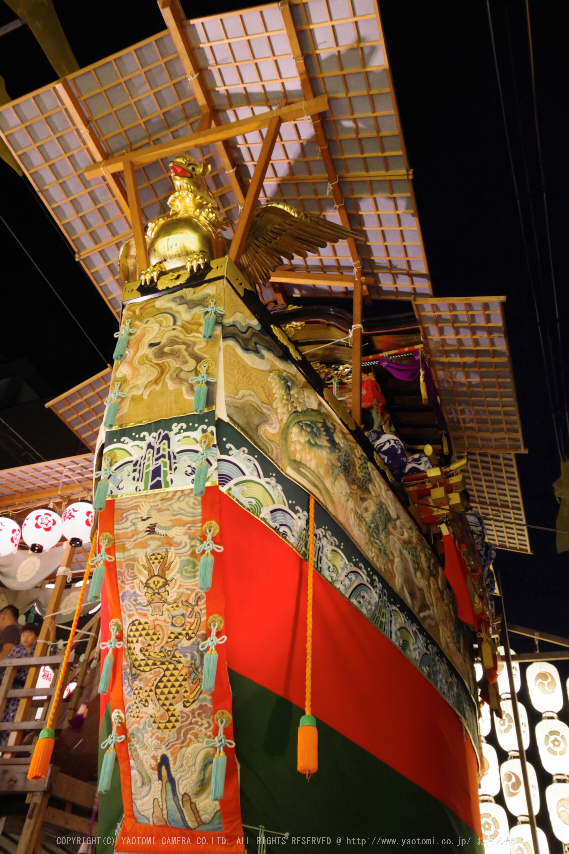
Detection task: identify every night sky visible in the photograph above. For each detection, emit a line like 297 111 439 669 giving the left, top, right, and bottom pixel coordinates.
0 3 567 647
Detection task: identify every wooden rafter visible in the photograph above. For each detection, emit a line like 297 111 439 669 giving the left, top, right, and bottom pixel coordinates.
55 80 130 220
229 115 282 265
270 269 375 288
82 95 328 178
123 159 149 271
279 0 370 304
159 0 246 206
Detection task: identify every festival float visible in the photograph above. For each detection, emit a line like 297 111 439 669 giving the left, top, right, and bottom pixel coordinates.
0 1 531 852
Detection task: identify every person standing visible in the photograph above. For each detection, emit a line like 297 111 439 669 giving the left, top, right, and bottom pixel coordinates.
0 621 41 745
0 605 21 659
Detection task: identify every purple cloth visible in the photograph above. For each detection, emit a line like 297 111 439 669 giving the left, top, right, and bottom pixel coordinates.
379 352 449 439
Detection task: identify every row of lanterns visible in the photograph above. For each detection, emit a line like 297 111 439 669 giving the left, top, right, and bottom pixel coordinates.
0 502 93 555
478 656 569 851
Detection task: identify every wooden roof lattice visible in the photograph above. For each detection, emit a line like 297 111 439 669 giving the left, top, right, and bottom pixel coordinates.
464 451 530 555
415 296 524 454
0 453 93 513
45 368 112 451
0 0 432 315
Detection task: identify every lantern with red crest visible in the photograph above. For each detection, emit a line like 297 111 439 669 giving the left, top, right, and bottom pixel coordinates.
61 502 94 547
0 517 21 557
22 509 62 553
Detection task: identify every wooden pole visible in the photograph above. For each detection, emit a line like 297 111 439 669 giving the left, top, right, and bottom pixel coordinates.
497 571 540 854
229 115 281 266
8 544 76 747
123 160 149 272
351 266 363 427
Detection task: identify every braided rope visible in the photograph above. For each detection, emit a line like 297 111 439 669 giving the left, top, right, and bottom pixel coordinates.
45 535 96 731
305 495 315 717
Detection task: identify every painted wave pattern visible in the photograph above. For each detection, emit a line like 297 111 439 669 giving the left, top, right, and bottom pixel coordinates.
218 439 477 743
104 417 217 497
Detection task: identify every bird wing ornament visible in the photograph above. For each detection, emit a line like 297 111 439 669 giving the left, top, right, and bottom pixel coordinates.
119 154 363 292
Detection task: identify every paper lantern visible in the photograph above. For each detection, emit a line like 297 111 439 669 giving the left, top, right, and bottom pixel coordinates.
527 662 563 714
510 821 550 854
475 661 483 682
536 716 569 776
0 517 21 556
478 800 510 853
500 756 540 817
545 780 569 844
61 502 94 546
479 742 501 797
494 700 530 753
480 700 492 737
21 509 62 553
497 646 521 697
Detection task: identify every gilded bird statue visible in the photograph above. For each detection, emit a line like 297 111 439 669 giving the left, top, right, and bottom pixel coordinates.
119 154 363 292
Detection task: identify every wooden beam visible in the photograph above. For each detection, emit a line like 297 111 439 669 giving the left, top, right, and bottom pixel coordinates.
123 159 149 271
507 624 569 648
351 266 363 427
51 773 97 810
509 650 569 662
82 96 328 178
279 0 370 303
229 115 281 266
16 791 50 854
159 0 246 206
55 80 130 220
0 481 91 511
43 807 97 836
270 269 375 287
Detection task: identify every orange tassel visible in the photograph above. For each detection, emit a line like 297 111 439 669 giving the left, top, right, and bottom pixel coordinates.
297 716 318 779
27 728 55 780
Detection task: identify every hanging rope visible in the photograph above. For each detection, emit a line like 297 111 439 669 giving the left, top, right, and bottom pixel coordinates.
297 495 318 778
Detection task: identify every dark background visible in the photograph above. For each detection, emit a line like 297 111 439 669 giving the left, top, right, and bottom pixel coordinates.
0 0 568 812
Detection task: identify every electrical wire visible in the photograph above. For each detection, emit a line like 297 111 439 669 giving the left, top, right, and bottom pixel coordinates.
523 0 569 442
0 214 109 367
485 0 565 461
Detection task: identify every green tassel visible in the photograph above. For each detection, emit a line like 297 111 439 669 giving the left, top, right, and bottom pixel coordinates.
93 478 109 511
104 399 119 429
210 752 227 800
194 460 208 497
202 651 218 693
113 332 128 361
98 747 116 794
99 652 114 693
202 312 216 340
199 553 214 591
88 564 106 603
193 382 208 413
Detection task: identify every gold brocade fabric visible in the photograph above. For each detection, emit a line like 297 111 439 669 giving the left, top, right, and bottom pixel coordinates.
111 281 222 428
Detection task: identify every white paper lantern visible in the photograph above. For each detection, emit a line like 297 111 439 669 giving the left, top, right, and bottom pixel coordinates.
497 646 521 697
536 716 569 777
0 517 21 556
500 756 540 817
480 742 501 797
510 822 550 854
527 662 563 714
21 509 62 552
494 700 530 753
479 800 510 853
61 502 94 546
480 700 492 737
545 780 569 844
475 661 484 682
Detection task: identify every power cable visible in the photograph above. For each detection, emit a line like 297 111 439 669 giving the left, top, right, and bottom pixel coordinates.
503 4 566 455
0 214 109 368
523 0 569 443
485 0 564 461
